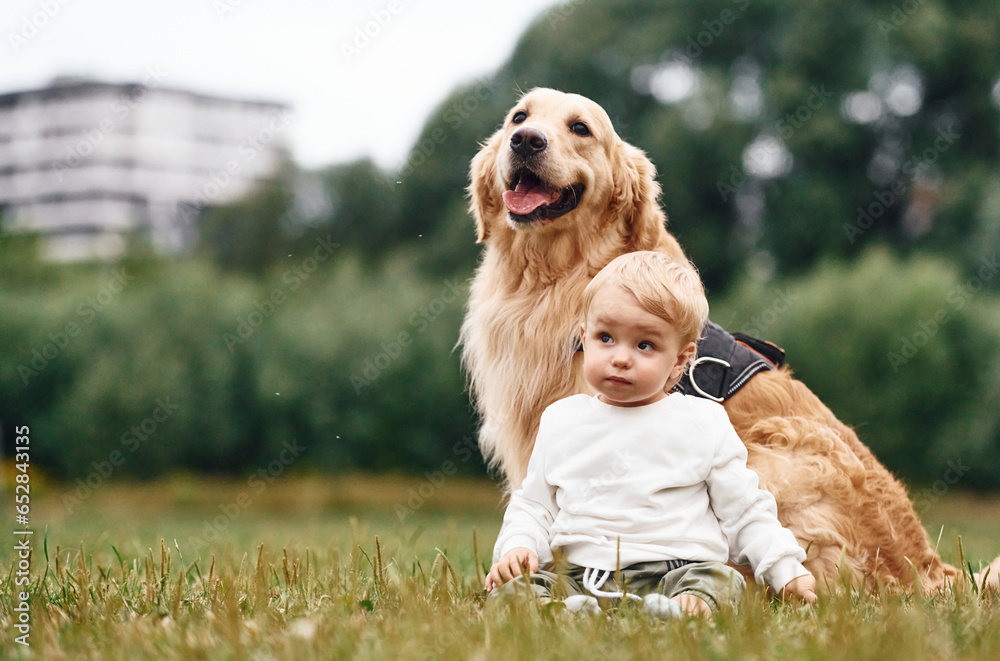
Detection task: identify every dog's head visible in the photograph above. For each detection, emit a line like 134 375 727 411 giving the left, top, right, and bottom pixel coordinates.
469 87 664 248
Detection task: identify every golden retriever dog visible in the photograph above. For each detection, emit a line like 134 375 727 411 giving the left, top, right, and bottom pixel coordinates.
460 87 965 591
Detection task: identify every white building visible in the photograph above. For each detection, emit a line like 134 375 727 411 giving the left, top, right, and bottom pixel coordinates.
0 77 291 261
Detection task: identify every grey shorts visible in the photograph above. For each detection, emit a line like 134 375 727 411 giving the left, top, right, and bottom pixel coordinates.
486 559 746 613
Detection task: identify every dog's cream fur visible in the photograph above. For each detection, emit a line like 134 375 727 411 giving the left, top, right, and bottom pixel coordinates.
460 88 963 591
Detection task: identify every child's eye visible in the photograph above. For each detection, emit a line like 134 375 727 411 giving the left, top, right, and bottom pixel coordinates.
638 341 654 351
600 333 612 343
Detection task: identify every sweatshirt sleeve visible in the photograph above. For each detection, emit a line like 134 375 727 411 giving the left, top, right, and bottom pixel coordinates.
492 410 560 564
703 406 810 591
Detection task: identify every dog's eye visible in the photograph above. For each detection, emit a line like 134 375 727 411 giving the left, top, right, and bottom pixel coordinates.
512 111 527 124
570 122 591 136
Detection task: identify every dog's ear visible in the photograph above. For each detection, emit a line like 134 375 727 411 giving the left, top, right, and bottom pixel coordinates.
612 141 668 252
468 132 504 243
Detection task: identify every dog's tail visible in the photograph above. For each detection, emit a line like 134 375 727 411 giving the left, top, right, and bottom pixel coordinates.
972 555 1000 592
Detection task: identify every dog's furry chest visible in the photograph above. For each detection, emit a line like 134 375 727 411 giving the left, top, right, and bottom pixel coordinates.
464 277 588 401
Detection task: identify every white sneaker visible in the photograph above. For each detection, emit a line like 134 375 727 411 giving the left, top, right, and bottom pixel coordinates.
642 593 684 619
561 595 602 615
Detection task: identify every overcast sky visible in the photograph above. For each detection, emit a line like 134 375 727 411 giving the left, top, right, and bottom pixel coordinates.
1 0 562 169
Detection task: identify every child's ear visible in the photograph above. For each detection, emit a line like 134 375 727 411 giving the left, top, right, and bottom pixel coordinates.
579 323 586 346
670 342 698 382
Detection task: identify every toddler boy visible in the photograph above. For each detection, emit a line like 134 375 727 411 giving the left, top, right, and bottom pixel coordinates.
486 251 816 617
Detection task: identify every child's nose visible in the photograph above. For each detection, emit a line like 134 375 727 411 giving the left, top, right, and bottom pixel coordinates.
611 348 631 367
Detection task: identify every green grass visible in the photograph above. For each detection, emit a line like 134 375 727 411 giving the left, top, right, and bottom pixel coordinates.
2 475 999 660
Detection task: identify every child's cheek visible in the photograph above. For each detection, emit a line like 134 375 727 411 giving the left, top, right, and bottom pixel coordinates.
581 351 601 389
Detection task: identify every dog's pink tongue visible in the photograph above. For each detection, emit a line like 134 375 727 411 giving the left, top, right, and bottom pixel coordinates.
503 179 559 215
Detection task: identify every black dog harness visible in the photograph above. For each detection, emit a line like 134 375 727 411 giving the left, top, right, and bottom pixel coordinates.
673 321 784 402
575 321 784 402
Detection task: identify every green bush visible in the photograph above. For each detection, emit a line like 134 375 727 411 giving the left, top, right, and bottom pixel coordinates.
4 241 998 490
247 249 477 473
712 245 1000 489
0 247 479 481
2 257 262 477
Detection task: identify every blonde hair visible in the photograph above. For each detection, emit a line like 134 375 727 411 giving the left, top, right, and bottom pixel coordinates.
582 251 709 349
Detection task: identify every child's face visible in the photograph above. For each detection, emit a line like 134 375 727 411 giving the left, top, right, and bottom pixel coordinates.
580 284 696 407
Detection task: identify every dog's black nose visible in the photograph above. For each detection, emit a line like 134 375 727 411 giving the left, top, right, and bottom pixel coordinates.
510 127 547 157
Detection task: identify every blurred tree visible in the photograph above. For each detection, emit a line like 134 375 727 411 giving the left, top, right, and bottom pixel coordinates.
391 79 519 274
0 228 52 286
313 159 402 254
197 158 404 275
197 171 294 275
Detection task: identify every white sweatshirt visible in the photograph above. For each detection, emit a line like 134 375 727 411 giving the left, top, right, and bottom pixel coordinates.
493 393 809 591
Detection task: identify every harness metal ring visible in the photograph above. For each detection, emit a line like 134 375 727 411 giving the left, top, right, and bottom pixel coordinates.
687 356 731 403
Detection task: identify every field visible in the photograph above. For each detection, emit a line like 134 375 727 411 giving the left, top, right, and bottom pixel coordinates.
2 474 999 660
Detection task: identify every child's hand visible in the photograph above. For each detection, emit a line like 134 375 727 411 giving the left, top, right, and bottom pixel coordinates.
485 547 538 591
781 573 818 605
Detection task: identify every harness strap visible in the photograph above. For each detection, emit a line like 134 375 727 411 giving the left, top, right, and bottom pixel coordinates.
673 321 784 402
